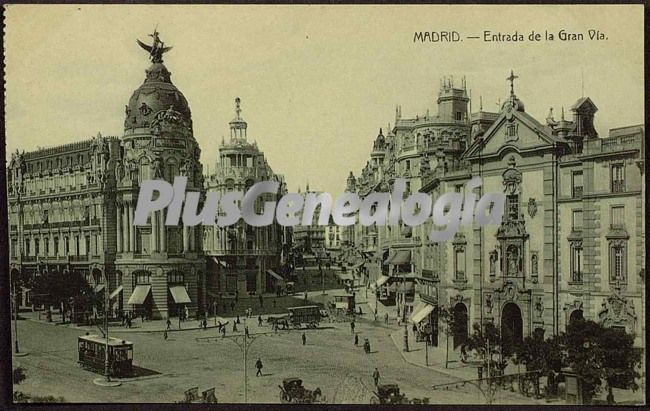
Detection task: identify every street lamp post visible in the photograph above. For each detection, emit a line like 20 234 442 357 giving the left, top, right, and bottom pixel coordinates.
219 331 275 403
425 331 429 366
11 270 27 357
93 266 120 387
402 269 409 352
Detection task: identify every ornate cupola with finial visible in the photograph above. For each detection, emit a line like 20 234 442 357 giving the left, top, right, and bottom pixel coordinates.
125 29 193 139
567 97 598 154
229 97 248 141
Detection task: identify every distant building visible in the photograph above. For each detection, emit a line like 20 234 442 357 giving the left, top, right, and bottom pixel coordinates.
203 97 287 298
291 183 327 255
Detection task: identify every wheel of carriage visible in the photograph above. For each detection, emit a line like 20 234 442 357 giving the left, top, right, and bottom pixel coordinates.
280 391 289 403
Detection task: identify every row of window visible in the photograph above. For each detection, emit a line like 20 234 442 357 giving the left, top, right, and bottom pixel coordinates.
13 234 102 257
571 163 626 197
570 240 627 283
571 205 625 230
25 154 90 174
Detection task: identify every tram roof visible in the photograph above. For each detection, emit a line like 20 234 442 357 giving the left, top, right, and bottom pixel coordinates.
78 334 133 347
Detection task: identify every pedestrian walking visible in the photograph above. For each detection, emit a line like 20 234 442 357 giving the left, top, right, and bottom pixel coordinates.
236 315 241 324
164 330 168 341
302 332 306 345
233 321 238 332
354 334 359 346
166 318 172 330
203 319 207 330
258 315 263 327
350 320 355 335
255 358 263 377
221 326 226 338
259 294 264 308
184 306 189 321
384 312 389 325
245 325 250 337
373 368 380 386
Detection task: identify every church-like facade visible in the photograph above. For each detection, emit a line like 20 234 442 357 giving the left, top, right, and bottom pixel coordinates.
349 73 645 349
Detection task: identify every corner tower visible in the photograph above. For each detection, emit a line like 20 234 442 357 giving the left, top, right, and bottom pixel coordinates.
116 30 205 320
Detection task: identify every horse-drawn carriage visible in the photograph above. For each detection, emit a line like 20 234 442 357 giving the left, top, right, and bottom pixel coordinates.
182 387 217 403
370 383 429 405
268 315 291 330
279 377 323 404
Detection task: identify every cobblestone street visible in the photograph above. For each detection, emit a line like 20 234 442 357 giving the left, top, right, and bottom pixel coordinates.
13 297 550 404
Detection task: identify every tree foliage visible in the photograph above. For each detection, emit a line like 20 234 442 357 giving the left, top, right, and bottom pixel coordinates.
30 270 94 315
514 319 641 404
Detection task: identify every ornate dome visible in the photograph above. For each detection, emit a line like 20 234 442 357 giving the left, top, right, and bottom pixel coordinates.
124 62 192 132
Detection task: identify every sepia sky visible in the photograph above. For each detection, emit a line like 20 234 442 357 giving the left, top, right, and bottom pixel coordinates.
4 5 644 195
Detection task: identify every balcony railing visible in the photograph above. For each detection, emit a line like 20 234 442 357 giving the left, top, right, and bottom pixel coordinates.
611 180 625 193
583 133 641 155
572 186 583 198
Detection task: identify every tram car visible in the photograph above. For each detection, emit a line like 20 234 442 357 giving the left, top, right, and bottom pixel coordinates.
78 334 134 377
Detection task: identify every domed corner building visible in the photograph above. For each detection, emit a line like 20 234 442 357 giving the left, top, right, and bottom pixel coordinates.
116 34 206 320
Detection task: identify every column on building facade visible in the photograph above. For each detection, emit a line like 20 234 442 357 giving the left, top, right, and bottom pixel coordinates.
116 204 122 253
150 210 157 252
159 210 166 252
128 202 135 252
122 204 129 252
183 225 189 252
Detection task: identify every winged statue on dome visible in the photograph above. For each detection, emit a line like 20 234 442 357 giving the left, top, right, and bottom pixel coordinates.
137 27 173 63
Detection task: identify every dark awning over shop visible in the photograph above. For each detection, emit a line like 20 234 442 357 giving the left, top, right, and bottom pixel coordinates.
410 304 434 323
385 250 411 265
127 285 151 305
109 285 123 300
169 286 192 304
267 270 285 284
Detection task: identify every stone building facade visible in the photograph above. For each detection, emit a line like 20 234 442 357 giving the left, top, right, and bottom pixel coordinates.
7 33 286 320
203 97 287 298
349 73 645 350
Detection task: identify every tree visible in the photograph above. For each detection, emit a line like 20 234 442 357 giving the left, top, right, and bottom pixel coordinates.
512 333 563 397
464 322 508 376
31 270 94 323
438 305 457 368
564 320 641 404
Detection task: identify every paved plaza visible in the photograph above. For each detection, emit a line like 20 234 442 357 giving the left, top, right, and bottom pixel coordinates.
12 293 558 405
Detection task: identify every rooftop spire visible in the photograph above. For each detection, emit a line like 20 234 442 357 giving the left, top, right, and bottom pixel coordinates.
507 69 519 96
235 97 242 119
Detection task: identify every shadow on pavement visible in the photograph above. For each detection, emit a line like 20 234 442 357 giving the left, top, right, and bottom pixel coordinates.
128 365 162 378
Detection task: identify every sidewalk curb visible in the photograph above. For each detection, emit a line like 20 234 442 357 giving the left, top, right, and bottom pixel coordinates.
388 331 466 379
23 316 226 334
